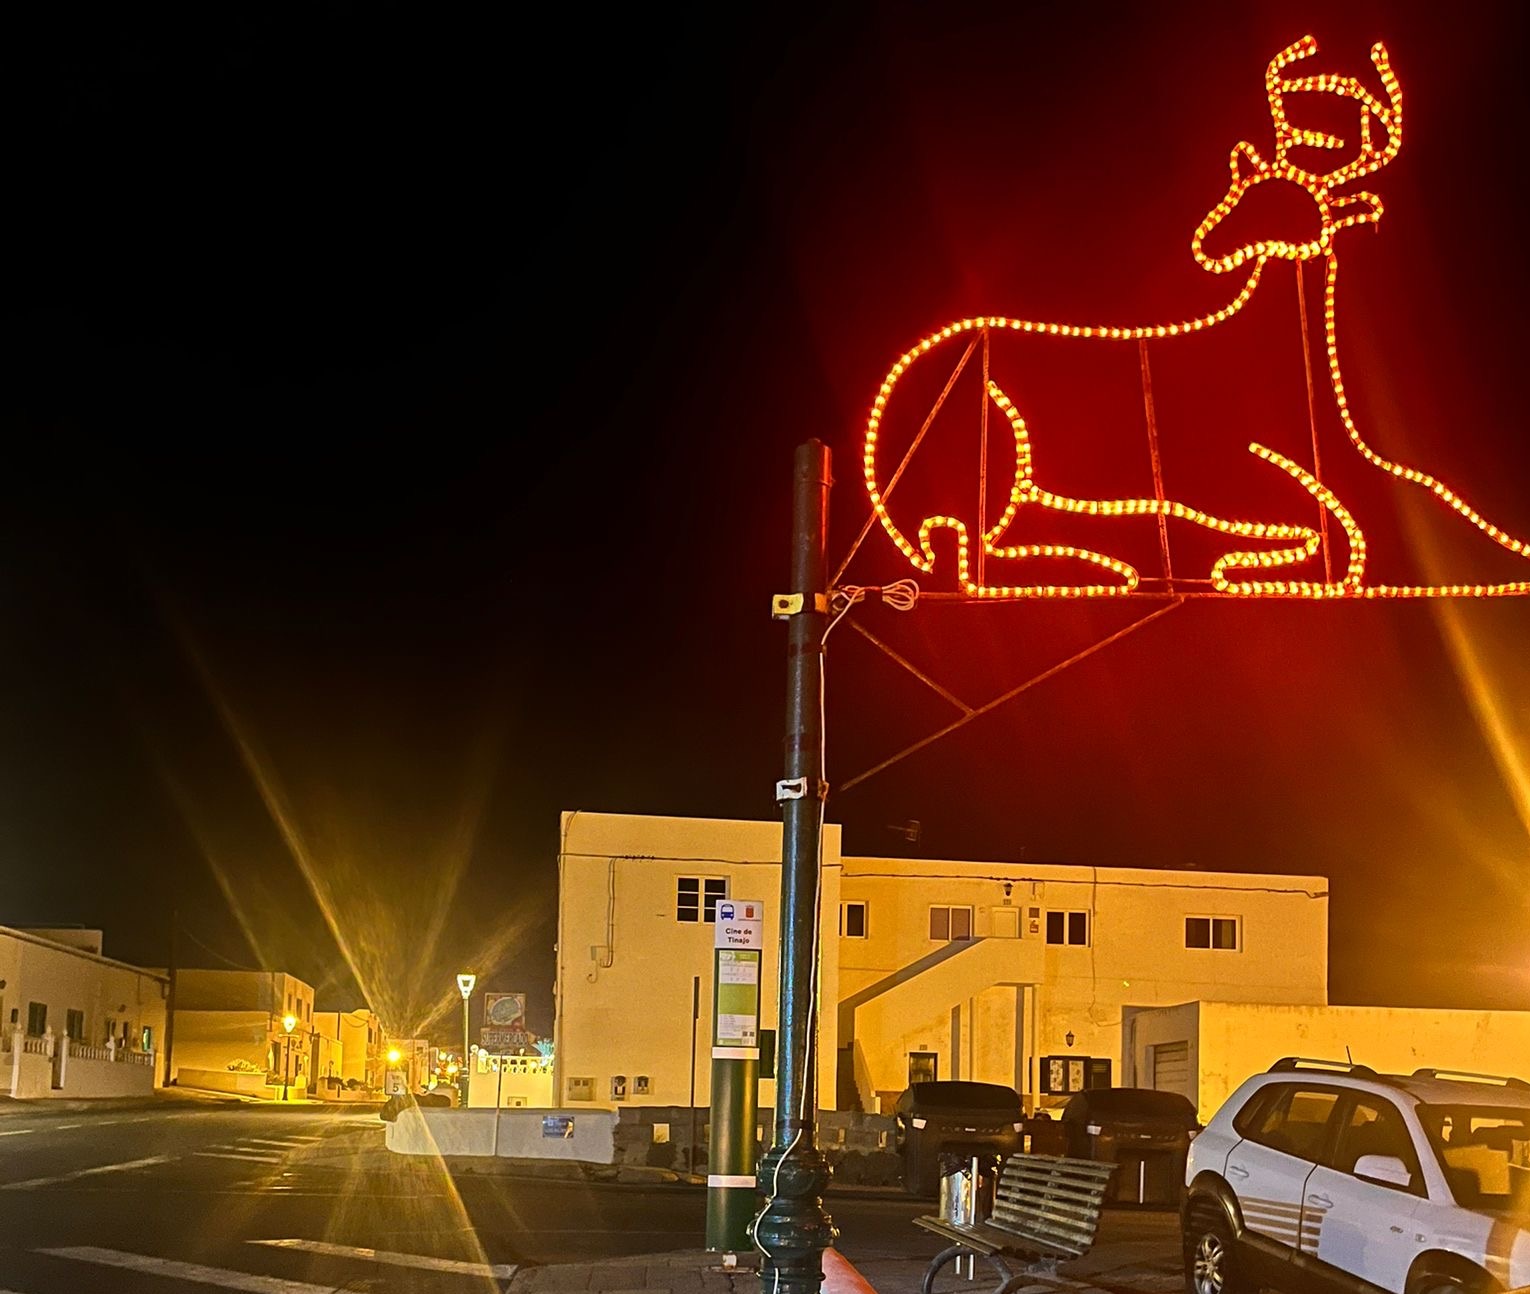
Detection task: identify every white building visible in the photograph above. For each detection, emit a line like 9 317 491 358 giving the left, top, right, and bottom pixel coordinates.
0 925 165 1099
553 811 1329 1113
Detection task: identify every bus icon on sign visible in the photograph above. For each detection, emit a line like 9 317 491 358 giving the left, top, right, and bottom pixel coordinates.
719 903 735 921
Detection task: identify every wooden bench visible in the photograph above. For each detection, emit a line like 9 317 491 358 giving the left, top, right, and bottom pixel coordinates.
914 1152 1117 1294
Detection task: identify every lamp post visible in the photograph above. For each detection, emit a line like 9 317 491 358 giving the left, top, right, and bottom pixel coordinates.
456 973 476 1106
280 1013 297 1102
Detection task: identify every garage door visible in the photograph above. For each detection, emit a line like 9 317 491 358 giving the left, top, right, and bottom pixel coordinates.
1150 1041 1191 1100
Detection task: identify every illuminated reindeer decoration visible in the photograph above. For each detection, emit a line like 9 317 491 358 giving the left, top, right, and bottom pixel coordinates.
861 37 1530 598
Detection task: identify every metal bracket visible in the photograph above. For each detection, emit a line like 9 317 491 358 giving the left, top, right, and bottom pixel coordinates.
775 777 828 803
771 592 829 620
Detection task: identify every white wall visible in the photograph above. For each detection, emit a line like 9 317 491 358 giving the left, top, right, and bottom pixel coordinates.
556 811 842 1111
386 1106 618 1162
54 1048 156 1098
1127 1001 1530 1123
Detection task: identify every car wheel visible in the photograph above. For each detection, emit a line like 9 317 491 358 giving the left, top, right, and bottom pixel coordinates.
1407 1267 1496 1294
1184 1213 1245 1294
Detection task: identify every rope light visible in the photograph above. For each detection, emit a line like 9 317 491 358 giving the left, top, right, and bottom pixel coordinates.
860 36 1530 600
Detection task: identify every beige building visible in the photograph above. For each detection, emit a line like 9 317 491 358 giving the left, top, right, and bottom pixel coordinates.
1127 1000 1530 1122
314 1008 387 1089
554 811 1329 1113
0 926 165 1099
171 969 319 1095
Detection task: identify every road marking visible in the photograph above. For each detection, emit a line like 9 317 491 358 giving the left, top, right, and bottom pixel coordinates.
37 1247 337 1294
251 1238 518 1279
53 1123 83 1130
1 1155 171 1190
0 1130 34 1138
195 1150 282 1163
246 1137 303 1147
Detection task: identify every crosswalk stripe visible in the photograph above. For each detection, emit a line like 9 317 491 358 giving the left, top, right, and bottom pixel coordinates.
246 1138 304 1148
37 1247 335 1294
250 1238 517 1279
2 1156 171 1190
196 1151 283 1163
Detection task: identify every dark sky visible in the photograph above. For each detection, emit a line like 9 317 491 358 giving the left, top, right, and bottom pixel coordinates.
3 3 1528 1044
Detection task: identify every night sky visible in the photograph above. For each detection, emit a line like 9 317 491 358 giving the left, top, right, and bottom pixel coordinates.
3 4 1528 1045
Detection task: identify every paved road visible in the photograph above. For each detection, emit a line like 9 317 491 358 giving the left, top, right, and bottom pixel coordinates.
0 1101 1183 1292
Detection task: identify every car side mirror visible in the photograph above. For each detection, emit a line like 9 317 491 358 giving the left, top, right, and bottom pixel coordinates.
1354 1154 1412 1187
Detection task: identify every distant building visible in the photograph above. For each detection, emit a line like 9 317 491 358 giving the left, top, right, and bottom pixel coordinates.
0 925 165 1099
553 811 1329 1113
171 969 318 1097
313 1007 387 1090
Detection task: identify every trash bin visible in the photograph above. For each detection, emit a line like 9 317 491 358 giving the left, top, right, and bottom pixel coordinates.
938 1152 998 1226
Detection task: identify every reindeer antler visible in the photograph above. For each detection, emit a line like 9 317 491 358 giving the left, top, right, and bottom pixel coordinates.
1266 37 1403 188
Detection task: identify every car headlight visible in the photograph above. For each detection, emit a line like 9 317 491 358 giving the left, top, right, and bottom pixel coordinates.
910 1116 927 1129
1086 1124 1103 1136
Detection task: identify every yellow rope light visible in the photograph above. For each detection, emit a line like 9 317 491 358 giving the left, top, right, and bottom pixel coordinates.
860 36 1530 599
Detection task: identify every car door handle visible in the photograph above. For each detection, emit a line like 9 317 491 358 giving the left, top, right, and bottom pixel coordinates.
1228 1163 1249 1179
1307 1193 1333 1209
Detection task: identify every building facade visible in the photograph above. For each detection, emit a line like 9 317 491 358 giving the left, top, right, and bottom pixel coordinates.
1127 1000 1530 1122
0 925 165 1099
554 811 1329 1113
171 969 319 1094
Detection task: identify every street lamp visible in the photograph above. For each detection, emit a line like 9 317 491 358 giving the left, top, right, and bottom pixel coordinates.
280 1013 297 1102
456 973 476 1106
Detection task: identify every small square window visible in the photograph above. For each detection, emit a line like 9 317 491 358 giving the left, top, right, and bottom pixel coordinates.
929 905 972 942
841 902 867 938
1046 911 1089 945
677 876 727 923
1186 916 1239 950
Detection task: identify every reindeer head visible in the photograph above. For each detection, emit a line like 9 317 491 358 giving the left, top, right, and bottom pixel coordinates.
1192 37 1403 275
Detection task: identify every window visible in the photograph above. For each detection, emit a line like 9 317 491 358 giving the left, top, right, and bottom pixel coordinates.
1045 910 1090 946
1325 1095 1423 1195
26 1002 47 1036
1243 1083 1342 1161
840 902 867 938
929 905 972 941
1186 916 1240 950
676 876 728 923
65 1010 85 1042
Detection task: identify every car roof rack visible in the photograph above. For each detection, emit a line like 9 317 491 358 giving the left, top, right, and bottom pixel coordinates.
1267 1056 1378 1078
1410 1068 1530 1090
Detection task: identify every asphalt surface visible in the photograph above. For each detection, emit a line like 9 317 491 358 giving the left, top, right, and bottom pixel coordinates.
0 1098 1184 1292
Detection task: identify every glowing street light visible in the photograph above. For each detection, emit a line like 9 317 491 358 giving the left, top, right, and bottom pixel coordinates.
280 1013 297 1102
456 973 476 1105
387 1047 402 1066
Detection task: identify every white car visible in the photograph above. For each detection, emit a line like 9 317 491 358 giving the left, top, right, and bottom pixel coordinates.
1183 1058 1530 1294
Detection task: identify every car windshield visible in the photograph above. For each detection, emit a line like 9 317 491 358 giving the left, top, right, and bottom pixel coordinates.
1068 1089 1196 1120
1415 1102 1530 1213
909 1082 1020 1111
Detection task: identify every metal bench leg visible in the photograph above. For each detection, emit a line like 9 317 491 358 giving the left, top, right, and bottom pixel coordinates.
921 1243 1016 1294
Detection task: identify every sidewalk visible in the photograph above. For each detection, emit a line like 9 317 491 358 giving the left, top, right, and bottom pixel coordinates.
0 1087 248 1115
504 1247 885 1294
498 1237 1183 1294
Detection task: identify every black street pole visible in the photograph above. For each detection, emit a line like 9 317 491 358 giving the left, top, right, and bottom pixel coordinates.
754 440 835 1292
162 907 178 1088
